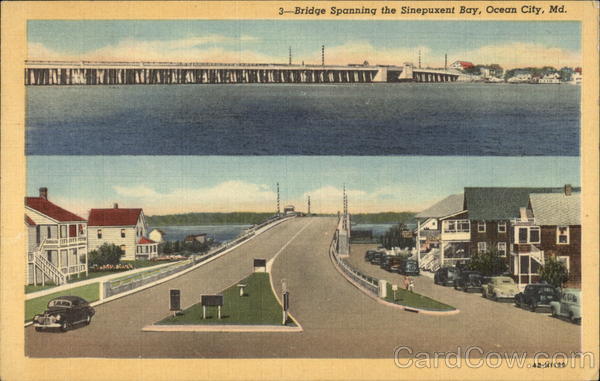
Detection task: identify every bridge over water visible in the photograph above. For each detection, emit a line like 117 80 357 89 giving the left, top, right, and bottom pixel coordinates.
25 60 459 85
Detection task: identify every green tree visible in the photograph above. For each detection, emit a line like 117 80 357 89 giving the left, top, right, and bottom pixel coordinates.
88 243 124 267
466 248 507 276
540 256 569 288
380 223 415 250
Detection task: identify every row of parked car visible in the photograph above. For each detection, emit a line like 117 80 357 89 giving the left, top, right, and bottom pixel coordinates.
433 266 581 324
364 250 420 276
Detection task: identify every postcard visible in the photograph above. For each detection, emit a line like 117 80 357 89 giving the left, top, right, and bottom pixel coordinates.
1 1 598 380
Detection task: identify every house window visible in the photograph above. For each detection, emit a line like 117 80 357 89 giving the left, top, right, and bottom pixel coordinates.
498 222 507 233
47 226 52 238
516 226 540 244
497 242 507 256
557 256 570 272
97 229 102 239
477 242 487 254
530 227 540 243
120 245 126 253
60 225 67 238
69 224 77 237
78 224 85 236
121 229 126 238
478 221 486 233
557 226 570 244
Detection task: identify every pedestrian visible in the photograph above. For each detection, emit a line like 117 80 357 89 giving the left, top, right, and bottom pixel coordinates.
408 277 415 293
403 276 410 290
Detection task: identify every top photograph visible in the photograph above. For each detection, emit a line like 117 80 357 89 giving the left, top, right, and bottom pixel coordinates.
25 20 581 156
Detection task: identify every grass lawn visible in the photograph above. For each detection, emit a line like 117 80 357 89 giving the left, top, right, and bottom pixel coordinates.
25 283 100 322
158 272 289 326
25 283 57 294
121 259 176 268
385 283 455 311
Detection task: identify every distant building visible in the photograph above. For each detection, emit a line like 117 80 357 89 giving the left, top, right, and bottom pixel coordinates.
149 228 165 243
87 203 158 260
538 73 560 84
25 187 88 285
449 61 474 71
283 205 295 215
184 233 207 244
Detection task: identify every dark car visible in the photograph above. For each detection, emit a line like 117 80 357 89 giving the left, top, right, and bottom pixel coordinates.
33 296 95 332
364 250 378 262
453 271 484 292
434 267 461 286
393 259 420 276
515 283 559 312
368 251 385 265
381 255 403 272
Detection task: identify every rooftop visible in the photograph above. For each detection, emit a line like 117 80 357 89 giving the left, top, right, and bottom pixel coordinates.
25 197 86 222
416 194 464 218
88 207 142 227
529 192 581 226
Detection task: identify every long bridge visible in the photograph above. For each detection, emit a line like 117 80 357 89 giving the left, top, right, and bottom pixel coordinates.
24 60 459 85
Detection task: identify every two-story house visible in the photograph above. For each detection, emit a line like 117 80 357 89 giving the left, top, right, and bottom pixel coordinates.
87 204 158 261
415 193 469 268
25 187 88 285
521 187 581 288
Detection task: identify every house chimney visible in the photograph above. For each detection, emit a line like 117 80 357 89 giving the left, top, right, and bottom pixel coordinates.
39 187 48 200
113 203 119 209
519 207 528 222
564 184 572 196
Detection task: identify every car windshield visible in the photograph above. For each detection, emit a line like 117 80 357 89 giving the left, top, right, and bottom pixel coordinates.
49 300 71 307
540 287 555 294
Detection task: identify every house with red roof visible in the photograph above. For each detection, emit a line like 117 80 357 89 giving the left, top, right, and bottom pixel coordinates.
87 203 158 260
25 187 88 285
449 61 474 71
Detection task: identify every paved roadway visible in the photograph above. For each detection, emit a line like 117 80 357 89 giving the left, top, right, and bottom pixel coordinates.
25 218 580 358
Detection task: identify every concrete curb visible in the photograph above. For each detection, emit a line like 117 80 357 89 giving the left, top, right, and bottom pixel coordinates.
24 217 293 327
141 324 302 333
329 241 460 316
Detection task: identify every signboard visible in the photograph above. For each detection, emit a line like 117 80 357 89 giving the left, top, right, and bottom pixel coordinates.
201 294 224 307
253 258 266 267
169 289 181 311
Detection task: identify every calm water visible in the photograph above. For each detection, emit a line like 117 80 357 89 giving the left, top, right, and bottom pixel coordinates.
26 83 580 156
351 223 416 237
150 224 251 243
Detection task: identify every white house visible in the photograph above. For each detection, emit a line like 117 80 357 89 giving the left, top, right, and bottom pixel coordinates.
538 73 561 84
87 204 158 260
25 187 88 285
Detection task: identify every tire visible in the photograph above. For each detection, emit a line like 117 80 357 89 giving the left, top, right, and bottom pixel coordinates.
551 307 558 318
492 293 498 302
529 302 537 312
60 320 70 332
569 312 578 324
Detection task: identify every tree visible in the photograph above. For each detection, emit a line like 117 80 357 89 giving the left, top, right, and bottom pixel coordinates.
380 223 415 250
88 243 124 267
540 256 569 288
466 248 507 276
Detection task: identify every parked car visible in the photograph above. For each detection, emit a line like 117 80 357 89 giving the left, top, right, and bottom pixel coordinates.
482 276 520 301
364 250 378 262
453 271 484 292
393 259 420 275
550 288 581 324
434 267 461 286
368 251 385 265
514 283 559 312
33 296 95 332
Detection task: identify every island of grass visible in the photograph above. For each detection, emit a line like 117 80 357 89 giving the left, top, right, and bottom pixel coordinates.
385 283 455 311
158 272 293 326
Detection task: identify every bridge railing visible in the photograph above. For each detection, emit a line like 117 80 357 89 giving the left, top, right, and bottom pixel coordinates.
329 220 380 297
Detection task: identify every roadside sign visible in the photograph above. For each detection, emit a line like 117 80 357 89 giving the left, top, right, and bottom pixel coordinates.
169 289 181 312
201 294 224 307
283 291 289 311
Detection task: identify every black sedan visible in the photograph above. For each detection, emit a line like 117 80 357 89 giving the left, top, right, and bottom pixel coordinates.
453 271 484 292
33 295 95 332
515 283 559 312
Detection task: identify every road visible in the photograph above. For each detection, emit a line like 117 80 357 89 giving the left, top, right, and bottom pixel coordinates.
25 218 580 358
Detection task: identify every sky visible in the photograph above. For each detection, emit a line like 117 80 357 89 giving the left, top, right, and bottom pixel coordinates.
27 156 580 217
27 20 581 69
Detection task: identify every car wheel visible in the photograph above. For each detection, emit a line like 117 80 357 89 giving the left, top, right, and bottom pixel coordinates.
529 302 537 312
551 308 558 318
35 327 43 332
492 293 498 302
60 320 70 332
569 312 577 323
85 314 92 325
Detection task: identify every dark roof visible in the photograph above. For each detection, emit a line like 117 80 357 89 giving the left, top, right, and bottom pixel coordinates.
88 208 142 227
25 197 86 222
416 194 464 218
464 187 566 220
25 215 36 226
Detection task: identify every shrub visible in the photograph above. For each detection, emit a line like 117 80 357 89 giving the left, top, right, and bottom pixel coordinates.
466 248 508 276
540 256 569 288
88 243 124 267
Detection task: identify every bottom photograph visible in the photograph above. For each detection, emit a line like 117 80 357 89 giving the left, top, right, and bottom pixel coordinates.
23 155 582 359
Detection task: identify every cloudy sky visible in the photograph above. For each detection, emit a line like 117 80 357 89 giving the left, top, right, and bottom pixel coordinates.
27 156 580 217
28 20 581 69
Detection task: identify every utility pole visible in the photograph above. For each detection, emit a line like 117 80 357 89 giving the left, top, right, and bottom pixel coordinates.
307 195 311 215
321 45 325 66
445 53 447 70
418 50 422 69
289 46 292 65
276 182 280 216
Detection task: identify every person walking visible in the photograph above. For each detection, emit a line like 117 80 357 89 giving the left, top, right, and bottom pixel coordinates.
403 276 410 290
408 277 415 293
